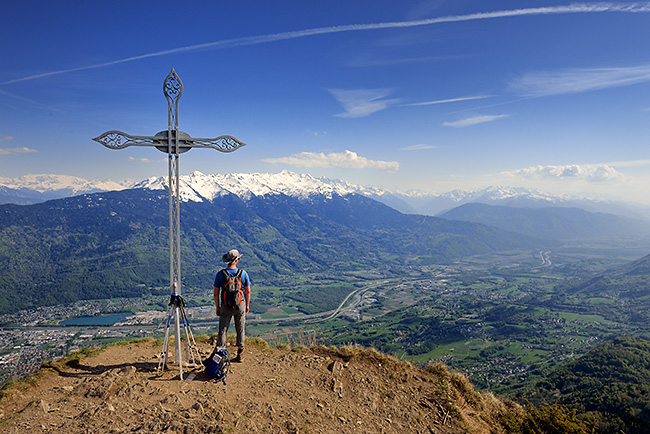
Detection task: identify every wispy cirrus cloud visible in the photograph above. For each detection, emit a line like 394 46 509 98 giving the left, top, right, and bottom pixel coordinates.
509 64 650 97
263 150 399 171
0 136 37 155
500 164 622 182
4 3 650 85
328 88 401 118
0 147 38 155
0 89 59 111
443 114 509 127
401 144 437 151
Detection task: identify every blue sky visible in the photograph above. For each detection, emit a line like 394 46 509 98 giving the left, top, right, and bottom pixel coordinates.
2 1 650 204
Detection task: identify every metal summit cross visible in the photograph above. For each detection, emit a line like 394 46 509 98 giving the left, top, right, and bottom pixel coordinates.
93 69 246 379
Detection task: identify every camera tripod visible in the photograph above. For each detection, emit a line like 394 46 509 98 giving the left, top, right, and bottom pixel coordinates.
157 293 201 379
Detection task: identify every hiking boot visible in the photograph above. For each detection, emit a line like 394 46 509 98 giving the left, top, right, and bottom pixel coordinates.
232 347 244 363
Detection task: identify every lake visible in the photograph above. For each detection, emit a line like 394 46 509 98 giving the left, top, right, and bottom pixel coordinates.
59 313 133 326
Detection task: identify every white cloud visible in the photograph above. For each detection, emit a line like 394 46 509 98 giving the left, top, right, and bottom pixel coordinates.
263 150 399 171
128 156 152 163
0 147 38 155
0 136 14 143
509 64 650 97
401 144 437 151
443 114 508 127
328 89 401 118
500 164 623 182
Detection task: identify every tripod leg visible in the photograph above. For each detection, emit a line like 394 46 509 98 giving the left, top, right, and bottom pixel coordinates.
174 306 183 380
179 305 201 365
157 305 174 375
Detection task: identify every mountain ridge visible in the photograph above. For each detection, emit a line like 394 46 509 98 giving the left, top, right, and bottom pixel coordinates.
1 171 645 220
438 202 650 241
0 187 543 314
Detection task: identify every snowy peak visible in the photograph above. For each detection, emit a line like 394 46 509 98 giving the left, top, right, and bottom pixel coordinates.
441 186 562 204
1 172 644 220
134 170 364 202
0 174 133 194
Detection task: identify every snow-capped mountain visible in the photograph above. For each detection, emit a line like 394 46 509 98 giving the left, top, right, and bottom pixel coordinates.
413 186 577 216
413 185 649 218
1 171 646 220
134 170 377 202
0 174 132 194
0 174 135 205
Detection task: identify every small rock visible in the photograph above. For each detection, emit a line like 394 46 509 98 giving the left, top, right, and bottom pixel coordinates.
331 378 343 394
192 402 204 414
39 400 50 413
327 361 341 372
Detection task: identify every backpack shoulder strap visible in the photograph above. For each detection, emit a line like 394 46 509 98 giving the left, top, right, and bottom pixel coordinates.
235 269 243 279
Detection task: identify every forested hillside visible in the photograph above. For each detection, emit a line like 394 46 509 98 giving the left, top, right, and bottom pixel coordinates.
0 189 543 314
532 336 650 434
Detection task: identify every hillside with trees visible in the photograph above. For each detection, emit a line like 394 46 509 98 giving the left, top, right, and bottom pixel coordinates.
0 189 542 314
532 336 650 434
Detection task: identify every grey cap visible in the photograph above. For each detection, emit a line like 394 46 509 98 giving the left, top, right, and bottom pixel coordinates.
222 249 243 264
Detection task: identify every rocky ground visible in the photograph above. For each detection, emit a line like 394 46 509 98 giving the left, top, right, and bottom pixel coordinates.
0 337 523 433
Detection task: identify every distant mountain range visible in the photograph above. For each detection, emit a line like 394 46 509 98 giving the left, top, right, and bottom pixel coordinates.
0 174 133 205
1 171 647 220
0 180 543 314
438 203 650 241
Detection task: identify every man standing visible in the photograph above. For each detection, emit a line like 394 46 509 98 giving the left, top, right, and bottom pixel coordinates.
214 249 252 363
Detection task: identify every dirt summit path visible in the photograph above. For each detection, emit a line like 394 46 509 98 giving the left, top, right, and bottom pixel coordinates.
0 338 522 433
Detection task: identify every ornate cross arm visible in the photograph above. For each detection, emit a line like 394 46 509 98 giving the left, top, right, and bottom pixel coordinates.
93 130 246 153
92 131 159 150
186 135 247 153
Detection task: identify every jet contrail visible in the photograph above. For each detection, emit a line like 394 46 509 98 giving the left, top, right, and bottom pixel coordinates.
403 96 491 106
3 2 650 85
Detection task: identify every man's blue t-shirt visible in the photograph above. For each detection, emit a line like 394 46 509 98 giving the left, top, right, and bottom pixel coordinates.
214 268 252 303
